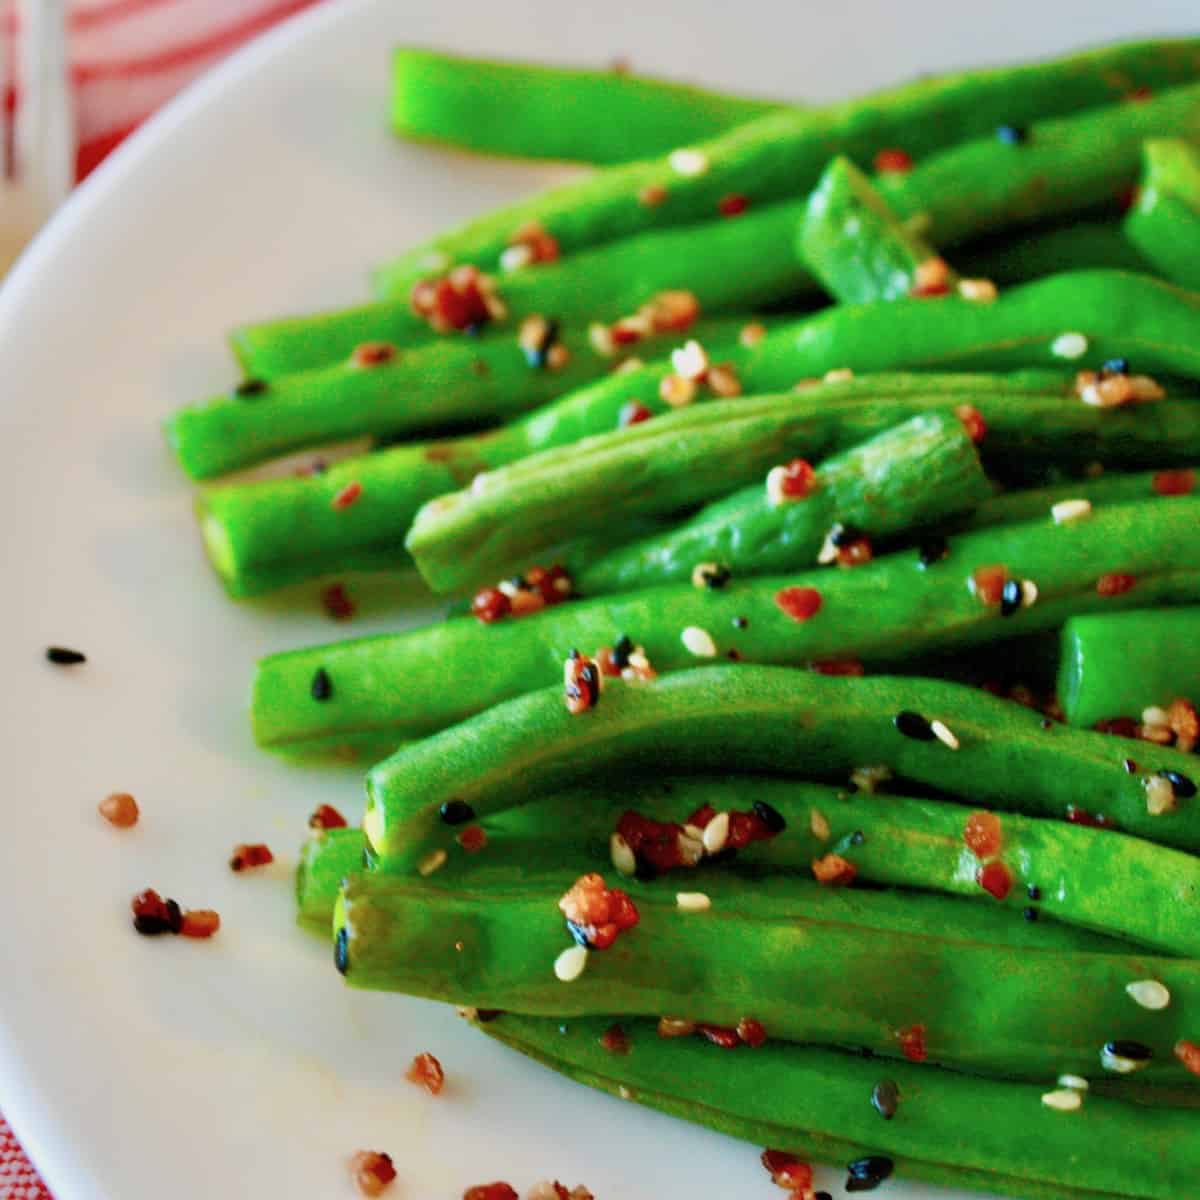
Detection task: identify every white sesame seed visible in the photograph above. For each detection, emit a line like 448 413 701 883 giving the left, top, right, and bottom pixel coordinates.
554 943 589 982
497 579 520 598
765 465 788 507
657 1016 696 1037
1020 579 1039 609
628 649 650 671
702 811 730 854
1126 979 1171 1011
957 277 998 303
1145 774 1177 816
1051 498 1093 525
1057 1074 1090 1092
681 625 718 658
417 848 447 877
614 356 644 374
676 891 712 912
670 339 709 381
1100 1045 1147 1074
677 832 705 866
930 719 960 750
810 809 831 840
1051 332 1089 360
500 244 534 273
1141 705 1171 729
817 529 839 565
739 321 767 348
610 832 637 878
1041 1089 1083 1112
682 823 704 841
588 322 616 357
823 367 854 383
617 1085 633 1100
668 148 709 177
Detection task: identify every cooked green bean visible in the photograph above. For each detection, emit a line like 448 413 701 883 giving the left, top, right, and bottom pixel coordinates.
1124 137 1200 289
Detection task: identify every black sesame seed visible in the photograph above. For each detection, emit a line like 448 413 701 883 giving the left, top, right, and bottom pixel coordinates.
829 522 862 548
894 710 936 741
334 926 349 974
1159 769 1197 799
752 799 788 834
1106 1039 1153 1062
1000 578 1023 617
439 799 476 826
311 668 333 701
815 1194 833 1200
732 615 748 629
1027 884 1042 901
166 898 183 935
1023 906 1039 922
45 646 86 665
506 575 527 591
1040 717 1054 730
465 321 485 337
996 124 1029 144
538 318 561 354
1123 758 1138 774
234 377 268 398
522 347 547 368
701 563 732 589
850 830 866 846
580 662 601 707
569 647 582 661
612 634 634 669
871 1078 900 1120
846 1155 895 1191
566 920 592 948
133 914 171 936
1101 357 1130 377
917 535 950 567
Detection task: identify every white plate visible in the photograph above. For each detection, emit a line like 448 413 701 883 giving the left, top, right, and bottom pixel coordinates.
1 1 1196 1196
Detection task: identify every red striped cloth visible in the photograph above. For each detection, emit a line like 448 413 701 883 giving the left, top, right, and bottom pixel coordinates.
2 1 330 1183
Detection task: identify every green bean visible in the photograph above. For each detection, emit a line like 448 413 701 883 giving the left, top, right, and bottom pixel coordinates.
957 219 1151 284
362 663 1200 866
1124 138 1200 289
369 38 1200 298
1058 608 1200 729
482 1014 1200 1200
335 870 1200 1081
254 497 1200 759
575 414 990 594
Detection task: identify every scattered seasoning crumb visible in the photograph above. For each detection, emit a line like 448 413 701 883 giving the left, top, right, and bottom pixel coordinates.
234 377 268 398
707 361 742 396
1058 1074 1089 1091
894 710 936 741
229 843 274 872
309 804 347 831
1101 1040 1153 1074
970 563 1009 605
850 764 892 793
1020 579 1039 609
810 809 831 840
618 400 652 428
439 799 476 825
977 860 1014 901
736 1017 767 1047
1153 468 1196 496
638 183 668 207
963 811 1002 858
180 909 220 939
873 147 913 173
554 943 589 982
659 371 698 407
1175 1039 1200 1076
676 891 712 912
1023 906 1039 922
766 458 817 506
957 277 998 302
1000 577 1023 617
1041 1089 1083 1112
1144 774 1177 816
668 148 709 177
558 873 639 949
610 832 637 877
45 646 86 665
812 853 857 886
930 719 960 750
417 849 447 877
760 1149 813 1191
331 481 362 510
680 625 718 658
691 561 731 590
311 667 333 701
600 1023 630 1054
1051 498 1093 525
871 1079 900 1120
996 123 1029 144
911 256 951 296
739 321 767 348
1126 979 1171 1011
98 792 139 828
1051 332 1089 360
774 586 822 622
457 825 487 853
718 193 748 217
349 341 397 369
846 1155 895 1192
823 367 854 383
350 1151 397 1197
657 1016 696 1038
1159 768 1197 798
898 1024 927 1062
320 582 356 621
564 650 602 713
405 1051 445 1095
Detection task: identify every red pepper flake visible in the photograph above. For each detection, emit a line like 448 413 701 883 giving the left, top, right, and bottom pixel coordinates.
761 1149 814 1191
309 804 348 831
409 264 502 333
351 1151 397 1197
616 811 687 872
593 646 622 678
911 256 952 297
898 1024 928 1062
229 843 274 872
349 341 397 368
180 909 221 939
471 586 511 624
527 563 572 605
955 403 988 444
874 147 913 173
811 658 865 677
320 582 356 621
910 280 951 298
962 811 1003 859
1175 1040 1200 1077
558 873 639 949
332 481 362 511
736 1017 767 1047
564 652 601 715
812 853 857 886
643 289 701 334
98 791 139 828
779 457 817 498
1129 85 1153 103
696 1023 741 1049
463 1185 518 1200
976 860 1013 901
638 183 668 207
619 400 652 428
600 1023 630 1054
836 537 873 568
405 1051 445 1095
131 888 176 935
457 824 487 853
1066 805 1116 829
509 220 560 264
1093 716 1140 739
970 564 1009 606
1168 698 1200 753
1097 572 1137 597
718 193 749 217
774 586 823 622
1153 468 1196 496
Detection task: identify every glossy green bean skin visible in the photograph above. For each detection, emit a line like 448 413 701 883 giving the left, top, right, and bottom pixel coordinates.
482 1014 1200 1200
254 498 1200 759
167 315 738 481
299 776 1170 952
335 871 1200 1081
799 154 952 302
575 414 989 594
230 204 807 378
362 664 1200 866
369 38 1200 298
956 219 1151 284
390 48 782 164
1058 608 1200 728
1124 138 1200 289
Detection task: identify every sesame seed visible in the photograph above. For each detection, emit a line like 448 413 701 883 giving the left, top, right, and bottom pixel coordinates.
752 799 787 833
1144 774 1177 815
1100 1040 1153 1073
1142 705 1171 728
610 832 637 878
681 626 718 657
439 800 475 826
670 339 708 381
1126 979 1171 1011
659 372 697 407
702 812 730 854
234 377 268 398
676 830 705 867
1041 1089 1083 1112
691 561 731 589
588 322 616 357
676 891 712 912
1051 332 1089 360
957 278 998 303
894 711 936 741
996 124 1029 144
417 849 447 877
1023 906 1039 922
617 1085 632 1100
1027 884 1042 901
870 1079 900 1120
930 719 960 750
1160 768 1197 798
739 322 767 348
311 668 333 701
1052 498 1093 525
846 1157 894 1189
554 943 589 982
810 809 831 839
45 646 86 665
1058 1074 1089 1092
499 244 533 273
765 465 788 507
668 148 709 177
1020 579 1039 609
